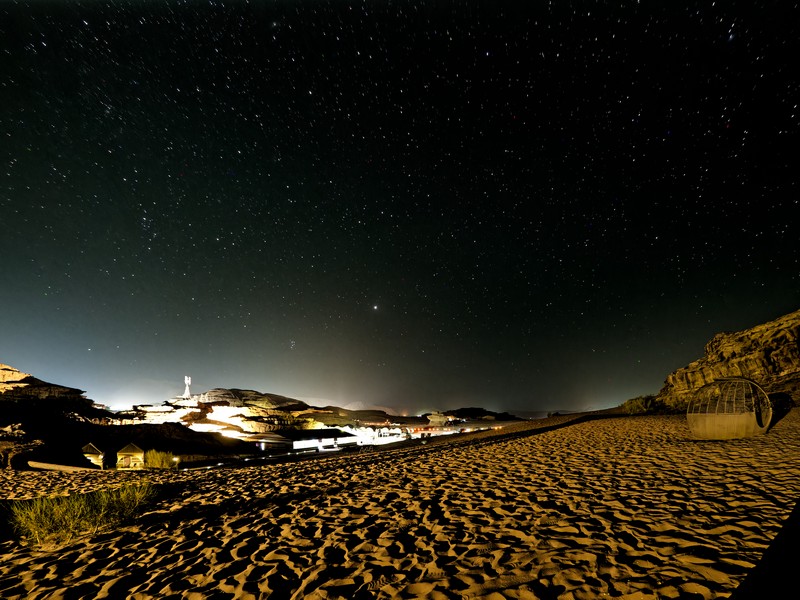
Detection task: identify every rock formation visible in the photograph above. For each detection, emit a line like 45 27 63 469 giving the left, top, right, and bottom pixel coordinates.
123 388 319 436
1 363 102 468
657 309 800 409
0 363 105 435
0 363 89 404
0 363 32 390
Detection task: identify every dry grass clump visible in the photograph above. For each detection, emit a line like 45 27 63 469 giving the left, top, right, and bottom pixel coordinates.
618 394 676 415
7 483 155 546
144 449 179 469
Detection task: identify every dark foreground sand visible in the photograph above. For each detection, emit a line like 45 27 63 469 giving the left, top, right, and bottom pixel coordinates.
2 410 800 599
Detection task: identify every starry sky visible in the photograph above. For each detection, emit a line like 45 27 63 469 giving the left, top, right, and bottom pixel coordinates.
1 1 798 416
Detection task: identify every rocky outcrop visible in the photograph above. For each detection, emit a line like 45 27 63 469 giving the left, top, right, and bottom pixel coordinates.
657 309 800 409
198 388 307 411
0 363 88 403
0 364 33 394
124 388 318 435
0 363 115 467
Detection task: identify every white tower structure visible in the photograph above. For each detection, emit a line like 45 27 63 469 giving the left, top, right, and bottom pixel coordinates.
183 375 192 399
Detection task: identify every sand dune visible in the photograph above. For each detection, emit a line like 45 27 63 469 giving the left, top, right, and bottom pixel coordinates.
2 410 800 599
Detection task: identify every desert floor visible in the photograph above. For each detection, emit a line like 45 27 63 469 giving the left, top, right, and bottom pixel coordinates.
2 410 800 599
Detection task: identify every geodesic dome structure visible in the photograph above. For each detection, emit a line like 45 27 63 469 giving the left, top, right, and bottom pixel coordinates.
687 377 772 440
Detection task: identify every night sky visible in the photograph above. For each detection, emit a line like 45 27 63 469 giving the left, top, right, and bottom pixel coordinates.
2 2 798 415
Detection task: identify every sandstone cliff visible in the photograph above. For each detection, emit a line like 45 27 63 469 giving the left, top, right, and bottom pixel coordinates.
657 309 800 409
0 364 33 394
0 363 87 402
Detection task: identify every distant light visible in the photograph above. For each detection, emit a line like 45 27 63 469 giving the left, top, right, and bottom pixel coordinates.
373 305 378 310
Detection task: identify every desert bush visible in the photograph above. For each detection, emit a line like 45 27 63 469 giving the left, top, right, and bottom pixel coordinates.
8 482 155 546
144 449 178 469
619 395 666 415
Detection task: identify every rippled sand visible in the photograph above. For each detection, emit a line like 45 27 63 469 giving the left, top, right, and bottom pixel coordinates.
2 410 800 599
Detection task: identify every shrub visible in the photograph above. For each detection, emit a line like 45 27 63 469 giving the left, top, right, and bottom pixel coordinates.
144 449 179 469
8 482 155 546
619 395 664 415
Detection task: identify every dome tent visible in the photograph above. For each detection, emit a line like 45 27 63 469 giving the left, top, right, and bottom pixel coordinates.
687 377 772 440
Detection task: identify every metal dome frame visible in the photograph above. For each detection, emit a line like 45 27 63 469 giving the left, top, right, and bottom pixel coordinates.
686 377 773 440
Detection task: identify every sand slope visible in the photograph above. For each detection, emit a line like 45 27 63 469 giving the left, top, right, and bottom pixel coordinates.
2 411 800 599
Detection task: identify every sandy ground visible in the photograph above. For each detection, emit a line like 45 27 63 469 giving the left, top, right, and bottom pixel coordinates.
2 410 800 599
